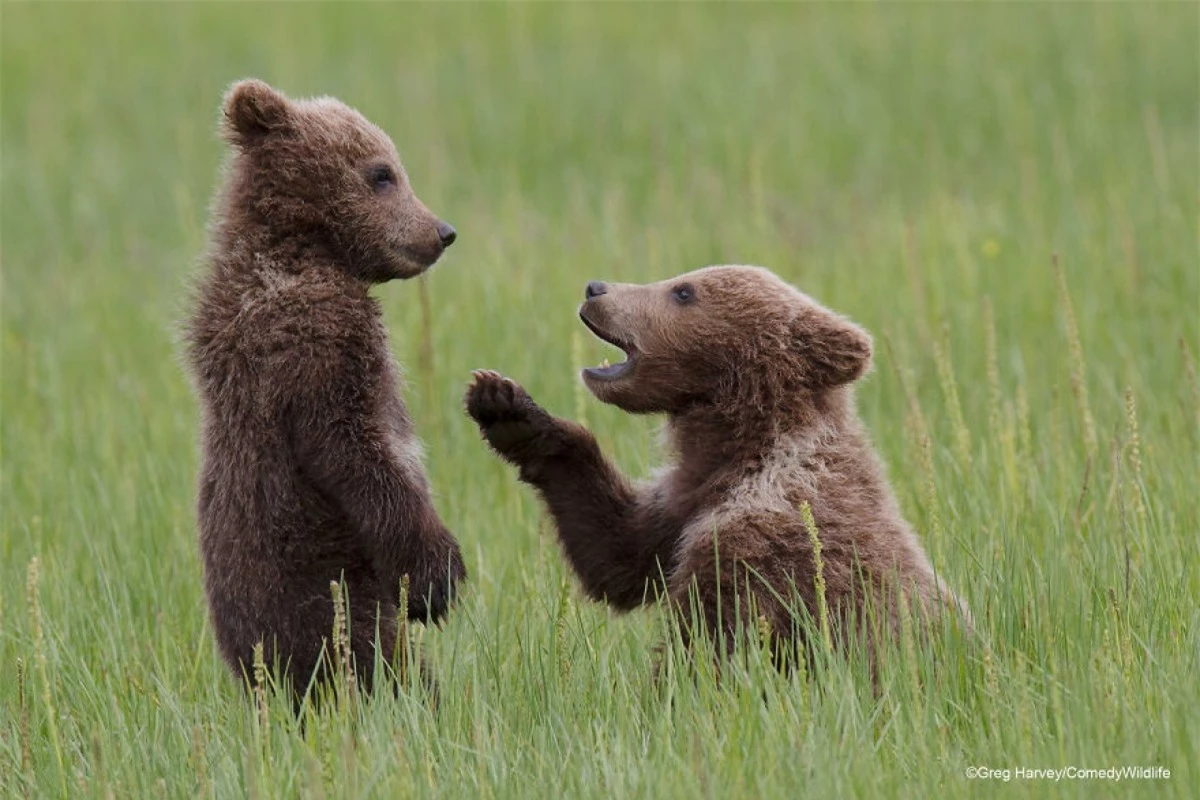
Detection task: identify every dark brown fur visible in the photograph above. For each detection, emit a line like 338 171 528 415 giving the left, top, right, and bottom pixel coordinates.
466 266 968 669
185 80 465 700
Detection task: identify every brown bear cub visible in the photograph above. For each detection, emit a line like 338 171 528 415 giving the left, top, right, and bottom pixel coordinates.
185 80 465 700
466 265 968 670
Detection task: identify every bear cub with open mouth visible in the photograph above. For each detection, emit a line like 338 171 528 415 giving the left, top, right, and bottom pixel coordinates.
466 265 969 668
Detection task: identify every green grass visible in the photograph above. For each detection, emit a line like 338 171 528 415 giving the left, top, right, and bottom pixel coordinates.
2 3 1197 798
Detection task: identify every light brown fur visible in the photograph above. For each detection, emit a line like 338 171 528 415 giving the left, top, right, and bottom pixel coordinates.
466 265 969 668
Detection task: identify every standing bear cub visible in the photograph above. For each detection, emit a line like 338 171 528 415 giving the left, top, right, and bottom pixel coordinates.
186 80 465 699
466 266 968 668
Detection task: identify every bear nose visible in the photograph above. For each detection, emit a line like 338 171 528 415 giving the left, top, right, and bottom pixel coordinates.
437 221 457 248
585 281 608 299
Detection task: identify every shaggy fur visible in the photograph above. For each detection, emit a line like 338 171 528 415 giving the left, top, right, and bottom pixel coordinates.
185 80 465 700
466 265 968 667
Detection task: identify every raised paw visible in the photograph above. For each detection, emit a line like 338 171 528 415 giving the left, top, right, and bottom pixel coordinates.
464 370 558 460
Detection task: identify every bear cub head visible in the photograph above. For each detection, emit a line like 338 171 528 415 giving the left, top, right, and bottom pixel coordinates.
578 265 872 415
220 79 455 282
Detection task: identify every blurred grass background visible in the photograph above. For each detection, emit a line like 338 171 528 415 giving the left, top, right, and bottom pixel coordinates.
2 2 1197 798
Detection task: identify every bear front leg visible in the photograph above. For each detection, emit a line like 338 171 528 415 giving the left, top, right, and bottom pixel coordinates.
464 370 589 482
465 370 680 610
289 386 465 626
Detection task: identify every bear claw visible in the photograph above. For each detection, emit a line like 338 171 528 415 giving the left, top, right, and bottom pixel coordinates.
464 370 555 457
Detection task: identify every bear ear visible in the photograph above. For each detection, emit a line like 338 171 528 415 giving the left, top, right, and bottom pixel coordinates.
221 79 291 145
792 308 873 388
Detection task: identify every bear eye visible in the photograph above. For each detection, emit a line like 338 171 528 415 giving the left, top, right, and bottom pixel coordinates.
671 283 696 305
368 165 396 191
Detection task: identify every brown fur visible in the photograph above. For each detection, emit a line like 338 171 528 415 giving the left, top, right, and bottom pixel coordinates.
466 265 968 669
185 80 465 700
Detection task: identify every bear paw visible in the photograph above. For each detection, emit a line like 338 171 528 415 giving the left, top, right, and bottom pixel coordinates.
405 534 466 625
465 370 558 461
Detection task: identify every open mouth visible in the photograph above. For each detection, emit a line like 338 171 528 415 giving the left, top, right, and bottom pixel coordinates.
579 309 637 381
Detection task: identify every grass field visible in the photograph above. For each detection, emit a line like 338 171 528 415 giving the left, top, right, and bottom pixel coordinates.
2 2 1198 798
